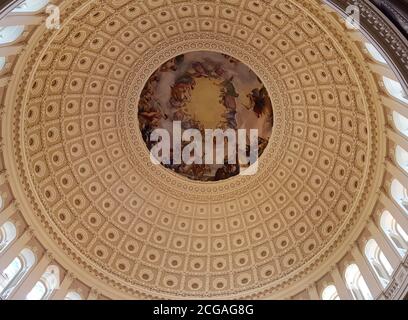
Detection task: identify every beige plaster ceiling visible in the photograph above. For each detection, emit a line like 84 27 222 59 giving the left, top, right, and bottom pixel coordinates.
4 0 385 299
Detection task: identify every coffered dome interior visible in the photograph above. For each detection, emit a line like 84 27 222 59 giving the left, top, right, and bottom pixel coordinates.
0 0 408 300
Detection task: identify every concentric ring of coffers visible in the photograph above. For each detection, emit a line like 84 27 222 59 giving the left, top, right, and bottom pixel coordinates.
12 0 380 299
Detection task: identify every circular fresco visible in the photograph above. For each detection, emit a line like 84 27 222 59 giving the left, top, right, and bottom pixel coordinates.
138 51 274 182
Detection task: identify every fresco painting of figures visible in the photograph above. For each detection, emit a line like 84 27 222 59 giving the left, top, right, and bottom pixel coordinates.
138 51 274 182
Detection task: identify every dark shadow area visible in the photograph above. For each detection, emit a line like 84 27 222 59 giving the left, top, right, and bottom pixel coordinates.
370 0 408 39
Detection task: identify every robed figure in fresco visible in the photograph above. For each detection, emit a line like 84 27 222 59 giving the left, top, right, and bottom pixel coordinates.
247 86 273 121
220 76 239 130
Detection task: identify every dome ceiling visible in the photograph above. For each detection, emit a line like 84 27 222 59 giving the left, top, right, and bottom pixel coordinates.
6 0 384 299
